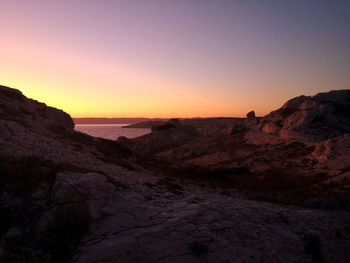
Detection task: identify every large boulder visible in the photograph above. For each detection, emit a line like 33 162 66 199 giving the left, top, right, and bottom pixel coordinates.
259 90 350 141
51 172 116 219
246 111 256 119
245 110 259 129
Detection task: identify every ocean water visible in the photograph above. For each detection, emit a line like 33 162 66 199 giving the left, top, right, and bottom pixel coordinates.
75 124 151 140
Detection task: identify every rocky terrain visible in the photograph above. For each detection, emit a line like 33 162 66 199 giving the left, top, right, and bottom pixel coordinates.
122 90 350 207
0 85 350 262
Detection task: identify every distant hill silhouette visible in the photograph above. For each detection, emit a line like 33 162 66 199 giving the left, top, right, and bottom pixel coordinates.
73 117 166 124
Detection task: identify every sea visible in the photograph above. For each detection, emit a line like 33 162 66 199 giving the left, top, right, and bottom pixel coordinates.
74 124 151 141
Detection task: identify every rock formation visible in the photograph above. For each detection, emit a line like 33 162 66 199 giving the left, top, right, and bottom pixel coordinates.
123 89 350 206
259 90 350 141
245 110 259 129
0 85 350 262
246 110 256 119
0 85 74 132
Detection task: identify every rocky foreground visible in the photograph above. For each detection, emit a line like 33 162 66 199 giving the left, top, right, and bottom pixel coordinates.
0 85 350 263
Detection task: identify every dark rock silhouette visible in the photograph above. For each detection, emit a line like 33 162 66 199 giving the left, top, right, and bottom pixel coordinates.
0 85 74 132
245 110 259 129
246 110 256 119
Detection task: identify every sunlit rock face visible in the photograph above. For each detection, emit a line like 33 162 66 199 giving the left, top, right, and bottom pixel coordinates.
309 133 350 170
259 90 350 141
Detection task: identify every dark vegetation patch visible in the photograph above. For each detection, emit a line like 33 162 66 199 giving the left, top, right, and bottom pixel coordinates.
36 128 135 170
95 138 132 158
0 156 57 197
152 123 176 131
222 169 350 210
135 153 349 210
0 156 92 263
40 204 90 263
95 138 134 170
65 131 94 144
189 241 209 256
65 131 135 169
134 154 250 188
304 233 323 263
0 156 98 199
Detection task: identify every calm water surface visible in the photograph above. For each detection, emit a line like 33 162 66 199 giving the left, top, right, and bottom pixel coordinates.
75 124 151 140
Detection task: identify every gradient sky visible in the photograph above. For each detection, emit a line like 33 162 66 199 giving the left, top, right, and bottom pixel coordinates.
1 0 349 117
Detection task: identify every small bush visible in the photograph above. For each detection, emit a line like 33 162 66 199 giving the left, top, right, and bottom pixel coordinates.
0 156 57 197
42 203 90 263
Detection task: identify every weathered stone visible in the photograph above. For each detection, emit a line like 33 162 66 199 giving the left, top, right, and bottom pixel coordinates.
1 85 350 263
246 110 256 119
259 90 350 141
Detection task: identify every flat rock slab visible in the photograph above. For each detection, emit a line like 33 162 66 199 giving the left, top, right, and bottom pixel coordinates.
71 181 350 263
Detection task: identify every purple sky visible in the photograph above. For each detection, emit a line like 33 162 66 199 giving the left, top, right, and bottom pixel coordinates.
1 0 349 117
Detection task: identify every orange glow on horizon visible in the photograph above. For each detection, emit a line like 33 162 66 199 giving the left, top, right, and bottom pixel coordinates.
1 1 348 118
1 38 278 118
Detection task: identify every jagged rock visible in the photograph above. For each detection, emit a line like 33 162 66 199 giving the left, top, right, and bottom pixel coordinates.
1 85 350 262
245 110 259 129
247 110 256 119
0 85 74 132
309 133 350 170
52 172 116 218
259 90 350 141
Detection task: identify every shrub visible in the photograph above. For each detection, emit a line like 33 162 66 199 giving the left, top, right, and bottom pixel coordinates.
42 203 91 263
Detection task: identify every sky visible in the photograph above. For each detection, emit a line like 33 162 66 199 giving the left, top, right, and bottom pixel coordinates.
1 0 349 118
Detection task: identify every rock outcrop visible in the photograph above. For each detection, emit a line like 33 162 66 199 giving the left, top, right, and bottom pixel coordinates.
123 90 350 207
1 85 350 262
259 90 350 141
246 110 256 119
0 85 74 132
245 110 259 129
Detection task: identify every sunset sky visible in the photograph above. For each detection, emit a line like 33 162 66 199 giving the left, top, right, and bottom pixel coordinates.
1 0 349 118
